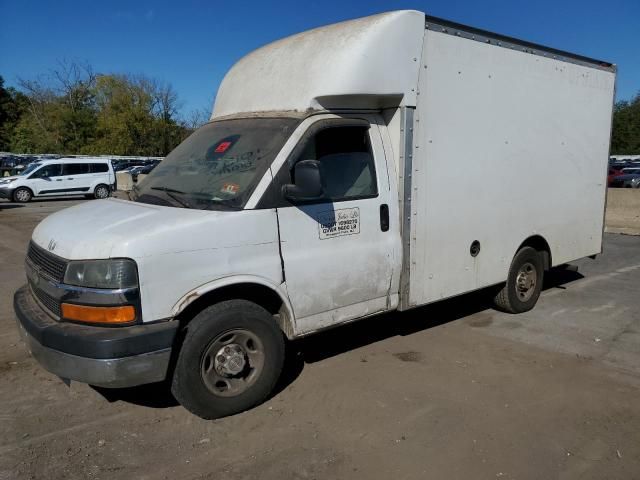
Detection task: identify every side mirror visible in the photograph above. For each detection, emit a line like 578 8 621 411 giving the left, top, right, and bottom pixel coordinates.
282 160 325 203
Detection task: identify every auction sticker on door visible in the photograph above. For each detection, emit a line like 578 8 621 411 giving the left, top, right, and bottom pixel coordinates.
318 207 360 239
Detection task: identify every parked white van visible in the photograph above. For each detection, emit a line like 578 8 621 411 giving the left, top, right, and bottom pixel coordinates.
14 11 615 419
0 157 114 202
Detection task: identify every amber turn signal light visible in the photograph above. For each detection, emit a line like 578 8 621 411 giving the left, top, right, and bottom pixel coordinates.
61 304 136 325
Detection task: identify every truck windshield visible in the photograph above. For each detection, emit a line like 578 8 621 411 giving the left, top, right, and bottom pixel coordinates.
132 117 299 210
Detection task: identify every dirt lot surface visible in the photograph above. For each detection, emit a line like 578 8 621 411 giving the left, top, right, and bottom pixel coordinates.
606 189 640 235
1 197 640 480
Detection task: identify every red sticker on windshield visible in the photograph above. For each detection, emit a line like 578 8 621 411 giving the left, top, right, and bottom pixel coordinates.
221 183 240 195
215 141 232 153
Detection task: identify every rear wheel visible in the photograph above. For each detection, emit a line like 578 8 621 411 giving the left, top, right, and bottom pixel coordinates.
13 187 32 203
93 184 110 199
493 246 544 313
171 300 285 419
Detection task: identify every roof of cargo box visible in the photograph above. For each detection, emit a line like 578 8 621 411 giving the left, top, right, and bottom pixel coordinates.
211 10 615 120
211 10 425 119
424 16 615 73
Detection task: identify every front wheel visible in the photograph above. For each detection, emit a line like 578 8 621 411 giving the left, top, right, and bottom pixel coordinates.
13 187 32 203
171 300 285 419
493 246 544 313
93 184 110 199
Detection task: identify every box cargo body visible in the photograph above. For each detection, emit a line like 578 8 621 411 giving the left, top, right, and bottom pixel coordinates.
14 11 616 418
406 18 615 307
214 10 615 314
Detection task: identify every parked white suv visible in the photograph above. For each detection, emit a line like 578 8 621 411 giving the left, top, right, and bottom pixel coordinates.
0 157 115 203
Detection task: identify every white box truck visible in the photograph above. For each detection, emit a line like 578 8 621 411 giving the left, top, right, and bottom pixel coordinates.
14 11 616 418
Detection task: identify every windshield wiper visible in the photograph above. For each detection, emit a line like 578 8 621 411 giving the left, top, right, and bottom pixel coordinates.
150 187 192 208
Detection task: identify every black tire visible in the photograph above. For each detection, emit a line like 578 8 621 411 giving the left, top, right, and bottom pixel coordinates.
93 184 110 199
13 187 32 203
493 246 544 314
171 300 285 419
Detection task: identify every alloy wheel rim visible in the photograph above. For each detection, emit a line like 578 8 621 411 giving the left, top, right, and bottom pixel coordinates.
16 190 29 201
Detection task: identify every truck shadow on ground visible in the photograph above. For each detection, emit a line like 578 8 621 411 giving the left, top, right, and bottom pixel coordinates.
92 266 584 410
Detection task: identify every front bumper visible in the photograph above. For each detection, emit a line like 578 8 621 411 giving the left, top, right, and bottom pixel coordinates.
14 285 179 388
0 187 14 199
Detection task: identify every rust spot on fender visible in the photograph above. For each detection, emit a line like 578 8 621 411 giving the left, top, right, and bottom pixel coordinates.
177 291 201 312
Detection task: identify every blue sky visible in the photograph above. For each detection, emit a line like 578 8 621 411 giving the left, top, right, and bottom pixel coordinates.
1 0 638 119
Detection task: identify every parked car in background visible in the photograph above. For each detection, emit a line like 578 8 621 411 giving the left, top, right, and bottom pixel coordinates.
112 159 159 172
608 167 625 186
610 172 640 188
0 155 19 177
12 160 35 175
131 162 158 181
0 157 115 202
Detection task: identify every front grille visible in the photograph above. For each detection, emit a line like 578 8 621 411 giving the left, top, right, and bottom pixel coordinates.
27 241 68 282
30 283 61 317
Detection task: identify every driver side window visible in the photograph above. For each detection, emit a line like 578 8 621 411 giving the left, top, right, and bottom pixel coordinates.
30 164 62 179
257 121 380 208
302 126 377 201
288 125 378 203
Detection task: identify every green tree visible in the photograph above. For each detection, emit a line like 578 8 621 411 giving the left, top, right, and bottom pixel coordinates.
0 76 28 151
91 74 184 156
15 61 97 153
4 62 201 156
611 92 640 154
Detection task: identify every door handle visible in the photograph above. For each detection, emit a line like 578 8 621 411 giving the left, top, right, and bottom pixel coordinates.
56 179 63 181
380 204 389 232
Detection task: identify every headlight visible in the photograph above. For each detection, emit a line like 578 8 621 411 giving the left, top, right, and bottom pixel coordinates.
64 259 138 289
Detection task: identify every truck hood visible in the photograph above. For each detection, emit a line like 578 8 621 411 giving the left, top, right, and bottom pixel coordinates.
31 198 270 260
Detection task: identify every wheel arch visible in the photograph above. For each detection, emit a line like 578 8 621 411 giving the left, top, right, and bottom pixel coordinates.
172 276 296 339
516 235 552 270
13 186 34 201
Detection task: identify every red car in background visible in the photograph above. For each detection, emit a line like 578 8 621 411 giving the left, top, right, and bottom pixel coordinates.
608 167 625 186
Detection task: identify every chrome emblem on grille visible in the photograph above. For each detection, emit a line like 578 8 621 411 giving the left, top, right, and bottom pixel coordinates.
48 239 57 252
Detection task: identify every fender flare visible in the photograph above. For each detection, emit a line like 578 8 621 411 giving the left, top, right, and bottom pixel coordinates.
171 275 297 338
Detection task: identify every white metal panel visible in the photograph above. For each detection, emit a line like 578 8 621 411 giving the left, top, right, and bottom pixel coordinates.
211 11 425 118
276 117 399 334
32 200 283 322
408 29 615 306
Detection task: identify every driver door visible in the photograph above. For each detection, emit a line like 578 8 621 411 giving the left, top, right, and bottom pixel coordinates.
275 115 399 334
28 163 64 196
